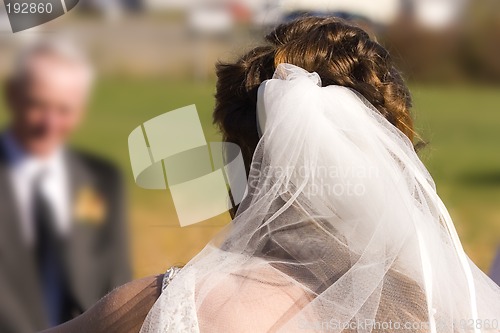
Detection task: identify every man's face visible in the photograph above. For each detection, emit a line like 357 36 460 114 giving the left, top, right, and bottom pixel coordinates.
7 55 91 157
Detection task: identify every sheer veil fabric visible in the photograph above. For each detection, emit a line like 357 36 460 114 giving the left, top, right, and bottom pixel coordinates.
141 64 500 333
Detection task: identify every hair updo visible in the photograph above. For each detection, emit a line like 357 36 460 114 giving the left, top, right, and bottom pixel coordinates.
214 16 415 171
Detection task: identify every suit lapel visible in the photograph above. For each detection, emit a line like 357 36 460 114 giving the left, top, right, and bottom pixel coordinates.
64 150 101 313
0 139 25 270
0 137 48 329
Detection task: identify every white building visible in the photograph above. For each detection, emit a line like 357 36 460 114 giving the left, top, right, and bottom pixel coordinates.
145 0 205 10
144 0 467 29
413 0 467 29
279 0 402 25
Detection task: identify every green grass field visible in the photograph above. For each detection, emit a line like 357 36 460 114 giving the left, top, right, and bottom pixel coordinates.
1 79 499 276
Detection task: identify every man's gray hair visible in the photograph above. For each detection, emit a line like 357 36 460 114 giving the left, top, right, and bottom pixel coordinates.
11 38 94 84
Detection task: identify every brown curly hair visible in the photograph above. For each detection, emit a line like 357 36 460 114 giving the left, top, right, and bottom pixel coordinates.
214 16 416 171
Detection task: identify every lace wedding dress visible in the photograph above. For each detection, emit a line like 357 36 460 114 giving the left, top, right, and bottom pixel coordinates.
140 64 500 333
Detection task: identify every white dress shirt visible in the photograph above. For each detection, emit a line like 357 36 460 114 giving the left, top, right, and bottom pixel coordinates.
2 132 71 245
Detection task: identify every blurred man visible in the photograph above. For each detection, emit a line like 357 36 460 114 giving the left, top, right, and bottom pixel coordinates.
0 40 131 332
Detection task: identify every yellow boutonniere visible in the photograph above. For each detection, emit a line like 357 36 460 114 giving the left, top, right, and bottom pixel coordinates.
74 186 107 225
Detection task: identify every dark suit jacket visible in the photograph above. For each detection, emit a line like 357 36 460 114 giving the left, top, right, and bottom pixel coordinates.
0 141 132 333
492 248 500 286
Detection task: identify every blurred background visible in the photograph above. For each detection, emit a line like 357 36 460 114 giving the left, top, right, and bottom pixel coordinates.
0 0 499 279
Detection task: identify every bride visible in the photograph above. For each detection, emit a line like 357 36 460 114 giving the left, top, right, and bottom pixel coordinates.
43 17 500 333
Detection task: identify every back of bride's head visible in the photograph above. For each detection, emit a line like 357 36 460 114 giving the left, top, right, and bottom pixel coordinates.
214 16 414 168
211 19 430 329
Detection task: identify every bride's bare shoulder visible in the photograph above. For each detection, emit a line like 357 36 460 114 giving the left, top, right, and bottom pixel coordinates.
197 263 313 333
42 275 162 333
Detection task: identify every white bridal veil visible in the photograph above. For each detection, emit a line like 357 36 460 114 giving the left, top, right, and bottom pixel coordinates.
141 64 500 332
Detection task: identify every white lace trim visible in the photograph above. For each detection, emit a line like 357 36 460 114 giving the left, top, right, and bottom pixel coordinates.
140 267 200 333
